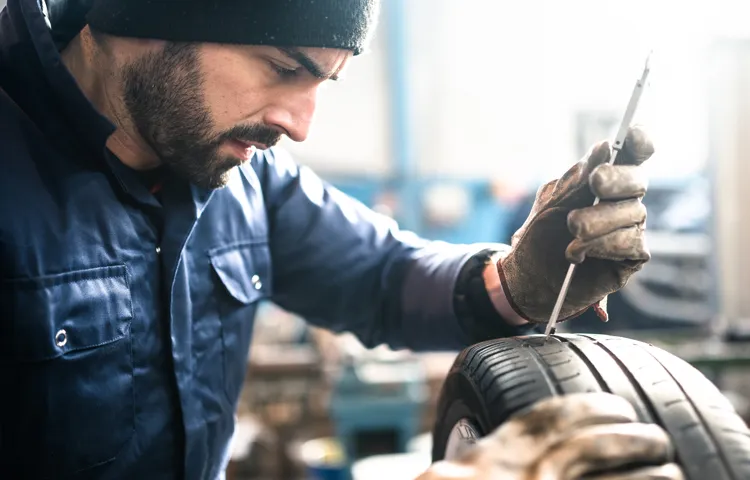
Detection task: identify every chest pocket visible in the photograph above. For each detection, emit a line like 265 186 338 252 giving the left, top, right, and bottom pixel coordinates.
0 265 135 478
209 242 272 404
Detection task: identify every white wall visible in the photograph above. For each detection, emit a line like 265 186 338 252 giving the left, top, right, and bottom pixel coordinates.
709 40 750 328
402 0 713 186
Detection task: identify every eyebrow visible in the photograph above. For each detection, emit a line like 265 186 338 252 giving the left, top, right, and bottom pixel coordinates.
277 47 341 81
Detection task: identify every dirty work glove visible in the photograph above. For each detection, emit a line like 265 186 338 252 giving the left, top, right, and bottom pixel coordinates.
497 126 654 323
416 392 684 480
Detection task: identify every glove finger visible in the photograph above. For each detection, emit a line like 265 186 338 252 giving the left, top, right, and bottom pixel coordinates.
583 125 654 174
615 125 655 166
566 225 649 264
585 463 685 480
590 164 648 200
489 393 637 445
583 141 614 177
480 393 639 470
534 423 673 480
568 199 646 241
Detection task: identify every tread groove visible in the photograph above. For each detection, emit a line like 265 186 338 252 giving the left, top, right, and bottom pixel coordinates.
681 423 701 433
546 359 573 367
557 372 582 382
499 378 538 394
465 342 513 372
643 346 740 480
589 336 735 480
579 336 664 440
475 355 521 386
485 377 538 407
524 342 562 395
556 336 610 392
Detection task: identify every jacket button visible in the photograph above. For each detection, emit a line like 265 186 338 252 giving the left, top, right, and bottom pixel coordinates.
251 275 262 290
55 329 68 348
156 247 161 254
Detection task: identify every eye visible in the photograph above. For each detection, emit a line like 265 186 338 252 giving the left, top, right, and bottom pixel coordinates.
270 62 299 79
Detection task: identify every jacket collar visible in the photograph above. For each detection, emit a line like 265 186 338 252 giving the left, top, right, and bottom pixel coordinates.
1 0 218 209
0 0 115 159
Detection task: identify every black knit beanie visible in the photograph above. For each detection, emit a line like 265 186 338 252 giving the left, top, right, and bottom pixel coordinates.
85 0 381 55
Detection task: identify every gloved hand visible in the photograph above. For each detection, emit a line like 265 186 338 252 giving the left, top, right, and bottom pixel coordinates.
497 126 654 323
416 392 684 480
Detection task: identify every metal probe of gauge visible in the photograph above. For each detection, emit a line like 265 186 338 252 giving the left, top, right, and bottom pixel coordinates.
544 51 653 340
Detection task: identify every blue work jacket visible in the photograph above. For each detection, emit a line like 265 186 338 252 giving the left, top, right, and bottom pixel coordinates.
0 0 531 478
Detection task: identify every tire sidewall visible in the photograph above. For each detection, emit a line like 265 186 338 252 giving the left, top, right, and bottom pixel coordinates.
431 370 494 462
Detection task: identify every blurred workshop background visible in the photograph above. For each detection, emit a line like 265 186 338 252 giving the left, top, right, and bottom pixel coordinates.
6 0 750 478
227 0 750 478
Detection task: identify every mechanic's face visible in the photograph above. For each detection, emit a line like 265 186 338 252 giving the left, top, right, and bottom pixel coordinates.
121 42 351 189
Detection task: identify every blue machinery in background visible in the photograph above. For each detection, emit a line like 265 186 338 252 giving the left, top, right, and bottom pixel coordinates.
382 0 421 234
328 353 427 478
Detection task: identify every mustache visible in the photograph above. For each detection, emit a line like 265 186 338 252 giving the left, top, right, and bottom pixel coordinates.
216 124 283 149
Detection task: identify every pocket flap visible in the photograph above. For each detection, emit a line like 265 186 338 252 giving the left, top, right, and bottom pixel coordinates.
209 242 271 304
1 265 133 363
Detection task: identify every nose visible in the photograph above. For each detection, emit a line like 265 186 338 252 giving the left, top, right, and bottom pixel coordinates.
263 87 318 143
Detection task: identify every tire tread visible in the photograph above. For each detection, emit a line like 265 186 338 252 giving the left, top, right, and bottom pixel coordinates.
431 333 750 480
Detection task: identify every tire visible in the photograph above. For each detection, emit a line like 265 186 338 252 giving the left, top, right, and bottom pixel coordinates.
431 334 750 480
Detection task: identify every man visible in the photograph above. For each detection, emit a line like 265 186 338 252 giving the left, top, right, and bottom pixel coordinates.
0 0 678 478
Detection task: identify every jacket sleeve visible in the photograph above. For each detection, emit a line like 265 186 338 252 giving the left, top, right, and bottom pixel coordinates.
251 147 531 352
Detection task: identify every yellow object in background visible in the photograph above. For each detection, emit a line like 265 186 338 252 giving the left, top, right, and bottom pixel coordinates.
300 437 347 466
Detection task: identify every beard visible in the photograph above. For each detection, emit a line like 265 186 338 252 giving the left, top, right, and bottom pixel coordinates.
121 42 281 189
